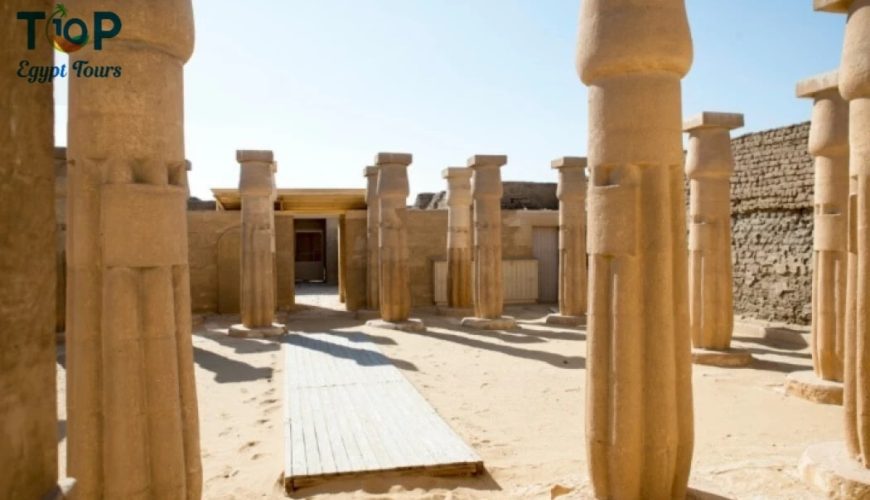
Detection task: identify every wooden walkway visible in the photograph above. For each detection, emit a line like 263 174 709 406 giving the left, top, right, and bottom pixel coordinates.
282 332 483 492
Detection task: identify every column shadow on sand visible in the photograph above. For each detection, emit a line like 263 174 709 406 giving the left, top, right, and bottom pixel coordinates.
282 331 419 372
192 346 274 383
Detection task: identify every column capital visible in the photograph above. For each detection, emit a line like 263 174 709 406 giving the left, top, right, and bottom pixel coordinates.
467 155 507 169
363 166 379 178
442 167 473 180
683 112 744 133
797 70 840 99
551 156 587 170
238 151 276 197
814 0 851 13
236 149 274 164
375 152 413 167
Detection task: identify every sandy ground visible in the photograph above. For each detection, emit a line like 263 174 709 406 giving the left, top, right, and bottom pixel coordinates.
56 285 841 499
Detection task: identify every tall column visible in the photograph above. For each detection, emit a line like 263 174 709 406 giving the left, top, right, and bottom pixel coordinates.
364 167 380 310
546 157 587 328
365 153 424 332
788 72 849 404
0 1 64 496
684 112 752 368
66 1 202 498
55 147 68 337
230 150 284 338
461 155 517 330
800 1 870 496
577 0 694 498
442 167 474 313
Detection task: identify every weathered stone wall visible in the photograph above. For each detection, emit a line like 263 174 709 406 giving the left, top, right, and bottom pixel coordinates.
419 182 558 210
731 122 813 325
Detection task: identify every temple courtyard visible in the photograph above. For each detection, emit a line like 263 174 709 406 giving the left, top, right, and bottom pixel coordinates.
53 286 839 499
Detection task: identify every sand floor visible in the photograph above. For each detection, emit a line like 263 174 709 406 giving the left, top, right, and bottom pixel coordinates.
56 285 840 499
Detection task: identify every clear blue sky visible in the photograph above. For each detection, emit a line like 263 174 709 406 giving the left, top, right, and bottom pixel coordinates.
54 1 845 200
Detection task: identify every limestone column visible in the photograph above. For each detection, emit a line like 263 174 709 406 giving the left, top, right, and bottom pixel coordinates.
230 150 284 338
683 112 752 368
787 72 849 404
365 153 424 332
461 155 516 330
577 0 694 498
800 2 870 496
364 166 380 310
66 1 202 498
442 167 474 313
0 1 64 496
546 157 587 327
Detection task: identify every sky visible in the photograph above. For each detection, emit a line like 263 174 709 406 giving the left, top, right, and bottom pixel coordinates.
53 1 846 201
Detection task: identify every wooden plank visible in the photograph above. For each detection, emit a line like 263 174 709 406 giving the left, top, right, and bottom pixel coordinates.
283 332 484 492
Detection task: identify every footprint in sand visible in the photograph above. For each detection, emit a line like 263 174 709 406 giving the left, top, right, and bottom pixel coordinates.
259 398 278 407
238 441 259 452
251 453 263 461
257 418 269 426
218 427 234 437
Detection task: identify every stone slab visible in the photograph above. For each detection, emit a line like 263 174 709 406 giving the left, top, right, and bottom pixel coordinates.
461 316 517 330
228 323 286 339
691 348 753 368
545 314 585 328
799 441 870 498
785 370 844 405
365 318 426 333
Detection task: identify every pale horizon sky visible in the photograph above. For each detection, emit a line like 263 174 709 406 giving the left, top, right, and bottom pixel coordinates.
53 1 846 201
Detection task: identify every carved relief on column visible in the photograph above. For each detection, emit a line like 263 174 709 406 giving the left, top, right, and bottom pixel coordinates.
577 0 694 497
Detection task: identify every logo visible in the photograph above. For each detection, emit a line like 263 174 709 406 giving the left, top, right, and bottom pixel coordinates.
15 3 123 84
17 3 121 53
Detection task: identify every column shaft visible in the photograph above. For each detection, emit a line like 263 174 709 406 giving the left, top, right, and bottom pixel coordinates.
470 157 507 319
577 0 693 497
364 167 380 310
553 157 587 318
377 154 412 322
443 168 473 309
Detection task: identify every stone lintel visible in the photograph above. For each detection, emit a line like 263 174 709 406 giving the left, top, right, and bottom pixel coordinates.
237 149 274 163
363 166 379 178
813 0 851 13
683 112 745 132
375 152 413 166
551 156 587 170
442 167 472 179
796 70 840 98
467 155 508 168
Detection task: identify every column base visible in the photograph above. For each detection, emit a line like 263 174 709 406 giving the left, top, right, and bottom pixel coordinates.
228 323 286 339
799 442 870 498
437 306 474 317
461 316 517 330
365 318 426 333
44 477 76 499
353 309 381 321
785 370 843 405
545 314 585 327
691 347 753 368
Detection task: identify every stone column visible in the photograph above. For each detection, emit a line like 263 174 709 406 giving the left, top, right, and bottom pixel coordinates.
546 157 587 327
364 166 380 310
683 112 752 368
66 1 202 498
442 167 474 313
787 72 849 404
365 153 424 332
800 2 870 496
461 155 517 330
0 1 64 496
230 150 284 338
577 0 694 498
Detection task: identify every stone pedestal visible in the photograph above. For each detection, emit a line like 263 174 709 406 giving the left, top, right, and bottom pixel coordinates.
785 370 844 405
461 155 516 330
0 2 60 495
364 166 380 311
577 0 694 497
799 71 850 386
369 152 424 331
66 1 202 497
816 0 870 469
545 157 587 328
365 318 426 333
799 442 870 498
443 167 474 310
231 150 285 338
684 112 751 367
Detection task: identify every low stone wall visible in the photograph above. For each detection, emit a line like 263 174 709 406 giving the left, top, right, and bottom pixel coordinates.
731 122 813 325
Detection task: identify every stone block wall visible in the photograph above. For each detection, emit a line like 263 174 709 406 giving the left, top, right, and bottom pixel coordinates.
730 122 813 325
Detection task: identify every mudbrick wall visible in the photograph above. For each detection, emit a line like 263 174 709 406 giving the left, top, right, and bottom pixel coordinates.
731 122 813 325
